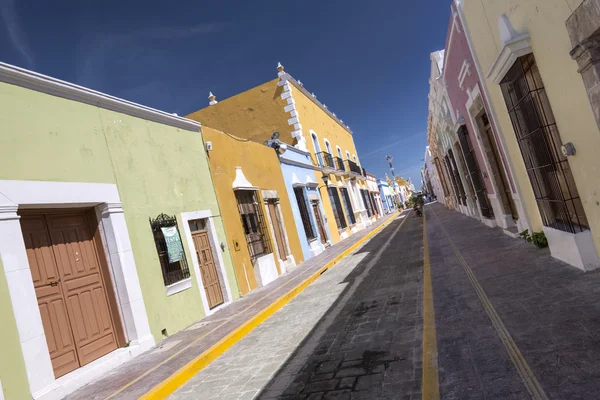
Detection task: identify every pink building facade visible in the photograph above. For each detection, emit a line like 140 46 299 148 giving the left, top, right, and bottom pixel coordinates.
442 3 527 233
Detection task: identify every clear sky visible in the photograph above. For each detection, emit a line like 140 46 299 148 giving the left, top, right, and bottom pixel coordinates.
0 0 451 186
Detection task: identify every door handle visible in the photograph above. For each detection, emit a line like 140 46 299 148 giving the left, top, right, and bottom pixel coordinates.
49 280 60 287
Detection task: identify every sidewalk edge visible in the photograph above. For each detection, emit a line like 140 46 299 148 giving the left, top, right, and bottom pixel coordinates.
140 212 401 399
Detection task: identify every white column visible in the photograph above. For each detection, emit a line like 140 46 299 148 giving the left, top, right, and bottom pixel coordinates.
96 203 154 351
0 204 55 395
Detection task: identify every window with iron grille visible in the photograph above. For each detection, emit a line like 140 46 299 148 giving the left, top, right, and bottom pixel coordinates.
500 54 588 233
369 192 379 216
294 187 316 240
235 190 273 260
434 157 450 197
448 149 466 206
339 187 356 225
457 125 494 218
149 214 191 286
327 187 347 229
361 189 373 217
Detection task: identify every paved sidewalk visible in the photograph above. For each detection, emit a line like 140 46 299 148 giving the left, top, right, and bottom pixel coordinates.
67 213 398 400
427 202 600 399
170 212 422 400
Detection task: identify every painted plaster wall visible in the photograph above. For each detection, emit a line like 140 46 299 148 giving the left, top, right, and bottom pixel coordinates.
291 89 368 242
443 7 504 196
186 79 292 144
202 126 304 295
0 81 238 345
0 258 31 400
280 162 331 260
98 108 239 340
461 0 600 254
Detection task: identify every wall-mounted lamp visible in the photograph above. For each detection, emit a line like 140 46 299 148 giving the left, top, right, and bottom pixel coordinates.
561 142 576 157
266 132 288 154
319 174 330 190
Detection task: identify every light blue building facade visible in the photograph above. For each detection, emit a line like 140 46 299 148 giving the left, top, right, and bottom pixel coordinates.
377 179 395 213
274 142 331 261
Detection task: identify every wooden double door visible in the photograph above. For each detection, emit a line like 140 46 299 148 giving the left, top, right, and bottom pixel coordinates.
20 210 121 378
191 230 224 309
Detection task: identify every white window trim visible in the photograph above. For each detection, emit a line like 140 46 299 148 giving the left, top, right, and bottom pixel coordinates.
0 180 154 400
323 138 333 155
165 277 192 296
180 209 233 316
458 60 471 90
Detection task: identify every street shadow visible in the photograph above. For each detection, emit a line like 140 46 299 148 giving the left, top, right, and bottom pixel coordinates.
255 212 425 399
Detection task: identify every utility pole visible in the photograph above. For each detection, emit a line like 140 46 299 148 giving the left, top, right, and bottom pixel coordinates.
385 155 395 177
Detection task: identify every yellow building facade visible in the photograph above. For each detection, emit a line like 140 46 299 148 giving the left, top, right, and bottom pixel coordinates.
202 126 304 295
457 0 600 269
187 64 375 246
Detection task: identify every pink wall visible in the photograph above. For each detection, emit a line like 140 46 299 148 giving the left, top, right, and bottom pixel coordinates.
442 4 516 195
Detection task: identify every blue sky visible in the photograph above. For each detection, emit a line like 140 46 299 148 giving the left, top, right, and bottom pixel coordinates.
0 0 451 186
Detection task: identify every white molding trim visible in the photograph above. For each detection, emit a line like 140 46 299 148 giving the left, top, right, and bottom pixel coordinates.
486 15 532 84
0 62 199 132
180 209 233 317
232 167 258 191
0 180 154 400
165 277 192 296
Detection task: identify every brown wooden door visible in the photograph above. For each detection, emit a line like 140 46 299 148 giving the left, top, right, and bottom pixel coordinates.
312 202 328 245
267 201 287 261
192 230 224 309
21 212 118 378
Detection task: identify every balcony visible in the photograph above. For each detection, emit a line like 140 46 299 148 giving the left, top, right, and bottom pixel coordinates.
333 156 346 176
359 167 367 181
345 159 362 177
316 151 336 173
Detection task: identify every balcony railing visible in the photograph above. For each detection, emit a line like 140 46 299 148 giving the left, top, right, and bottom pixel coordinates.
333 156 346 175
359 167 367 180
316 151 335 172
346 159 362 176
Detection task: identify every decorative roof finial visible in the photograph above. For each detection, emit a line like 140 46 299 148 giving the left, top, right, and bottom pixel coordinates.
208 92 217 106
277 62 285 77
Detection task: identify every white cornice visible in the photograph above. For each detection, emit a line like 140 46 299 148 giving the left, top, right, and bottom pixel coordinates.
282 74 353 136
0 62 201 132
487 34 532 84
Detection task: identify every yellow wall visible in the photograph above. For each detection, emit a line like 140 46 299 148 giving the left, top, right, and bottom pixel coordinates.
202 126 304 295
462 1 600 253
186 77 370 244
291 88 369 241
187 79 291 144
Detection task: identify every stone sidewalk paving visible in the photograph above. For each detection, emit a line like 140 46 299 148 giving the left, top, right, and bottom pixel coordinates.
170 212 421 400
67 213 398 400
427 202 600 399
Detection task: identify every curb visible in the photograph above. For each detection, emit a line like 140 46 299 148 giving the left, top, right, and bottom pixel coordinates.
140 212 401 399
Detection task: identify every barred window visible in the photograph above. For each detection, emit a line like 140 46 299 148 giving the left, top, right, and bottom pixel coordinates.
339 187 356 225
500 54 588 233
328 187 347 229
235 190 272 260
149 214 190 286
294 187 316 240
361 189 373 217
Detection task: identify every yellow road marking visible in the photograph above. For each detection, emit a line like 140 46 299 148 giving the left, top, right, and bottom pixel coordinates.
429 207 548 400
422 213 440 400
124 212 400 400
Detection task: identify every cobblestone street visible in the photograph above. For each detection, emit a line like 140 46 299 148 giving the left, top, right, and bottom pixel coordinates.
168 202 600 399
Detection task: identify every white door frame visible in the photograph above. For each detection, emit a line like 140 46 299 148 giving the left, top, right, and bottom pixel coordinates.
180 210 233 315
0 180 154 400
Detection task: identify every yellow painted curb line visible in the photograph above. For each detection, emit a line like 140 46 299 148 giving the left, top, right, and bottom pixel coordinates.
140 212 400 399
421 213 440 400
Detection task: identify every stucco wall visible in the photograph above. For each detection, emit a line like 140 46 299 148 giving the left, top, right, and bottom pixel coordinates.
0 81 238 344
461 0 600 253
186 79 292 144
0 257 31 400
202 126 304 295
291 88 368 241
444 6 508 195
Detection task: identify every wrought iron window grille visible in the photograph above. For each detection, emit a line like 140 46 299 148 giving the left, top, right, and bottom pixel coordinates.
149 213 191 286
